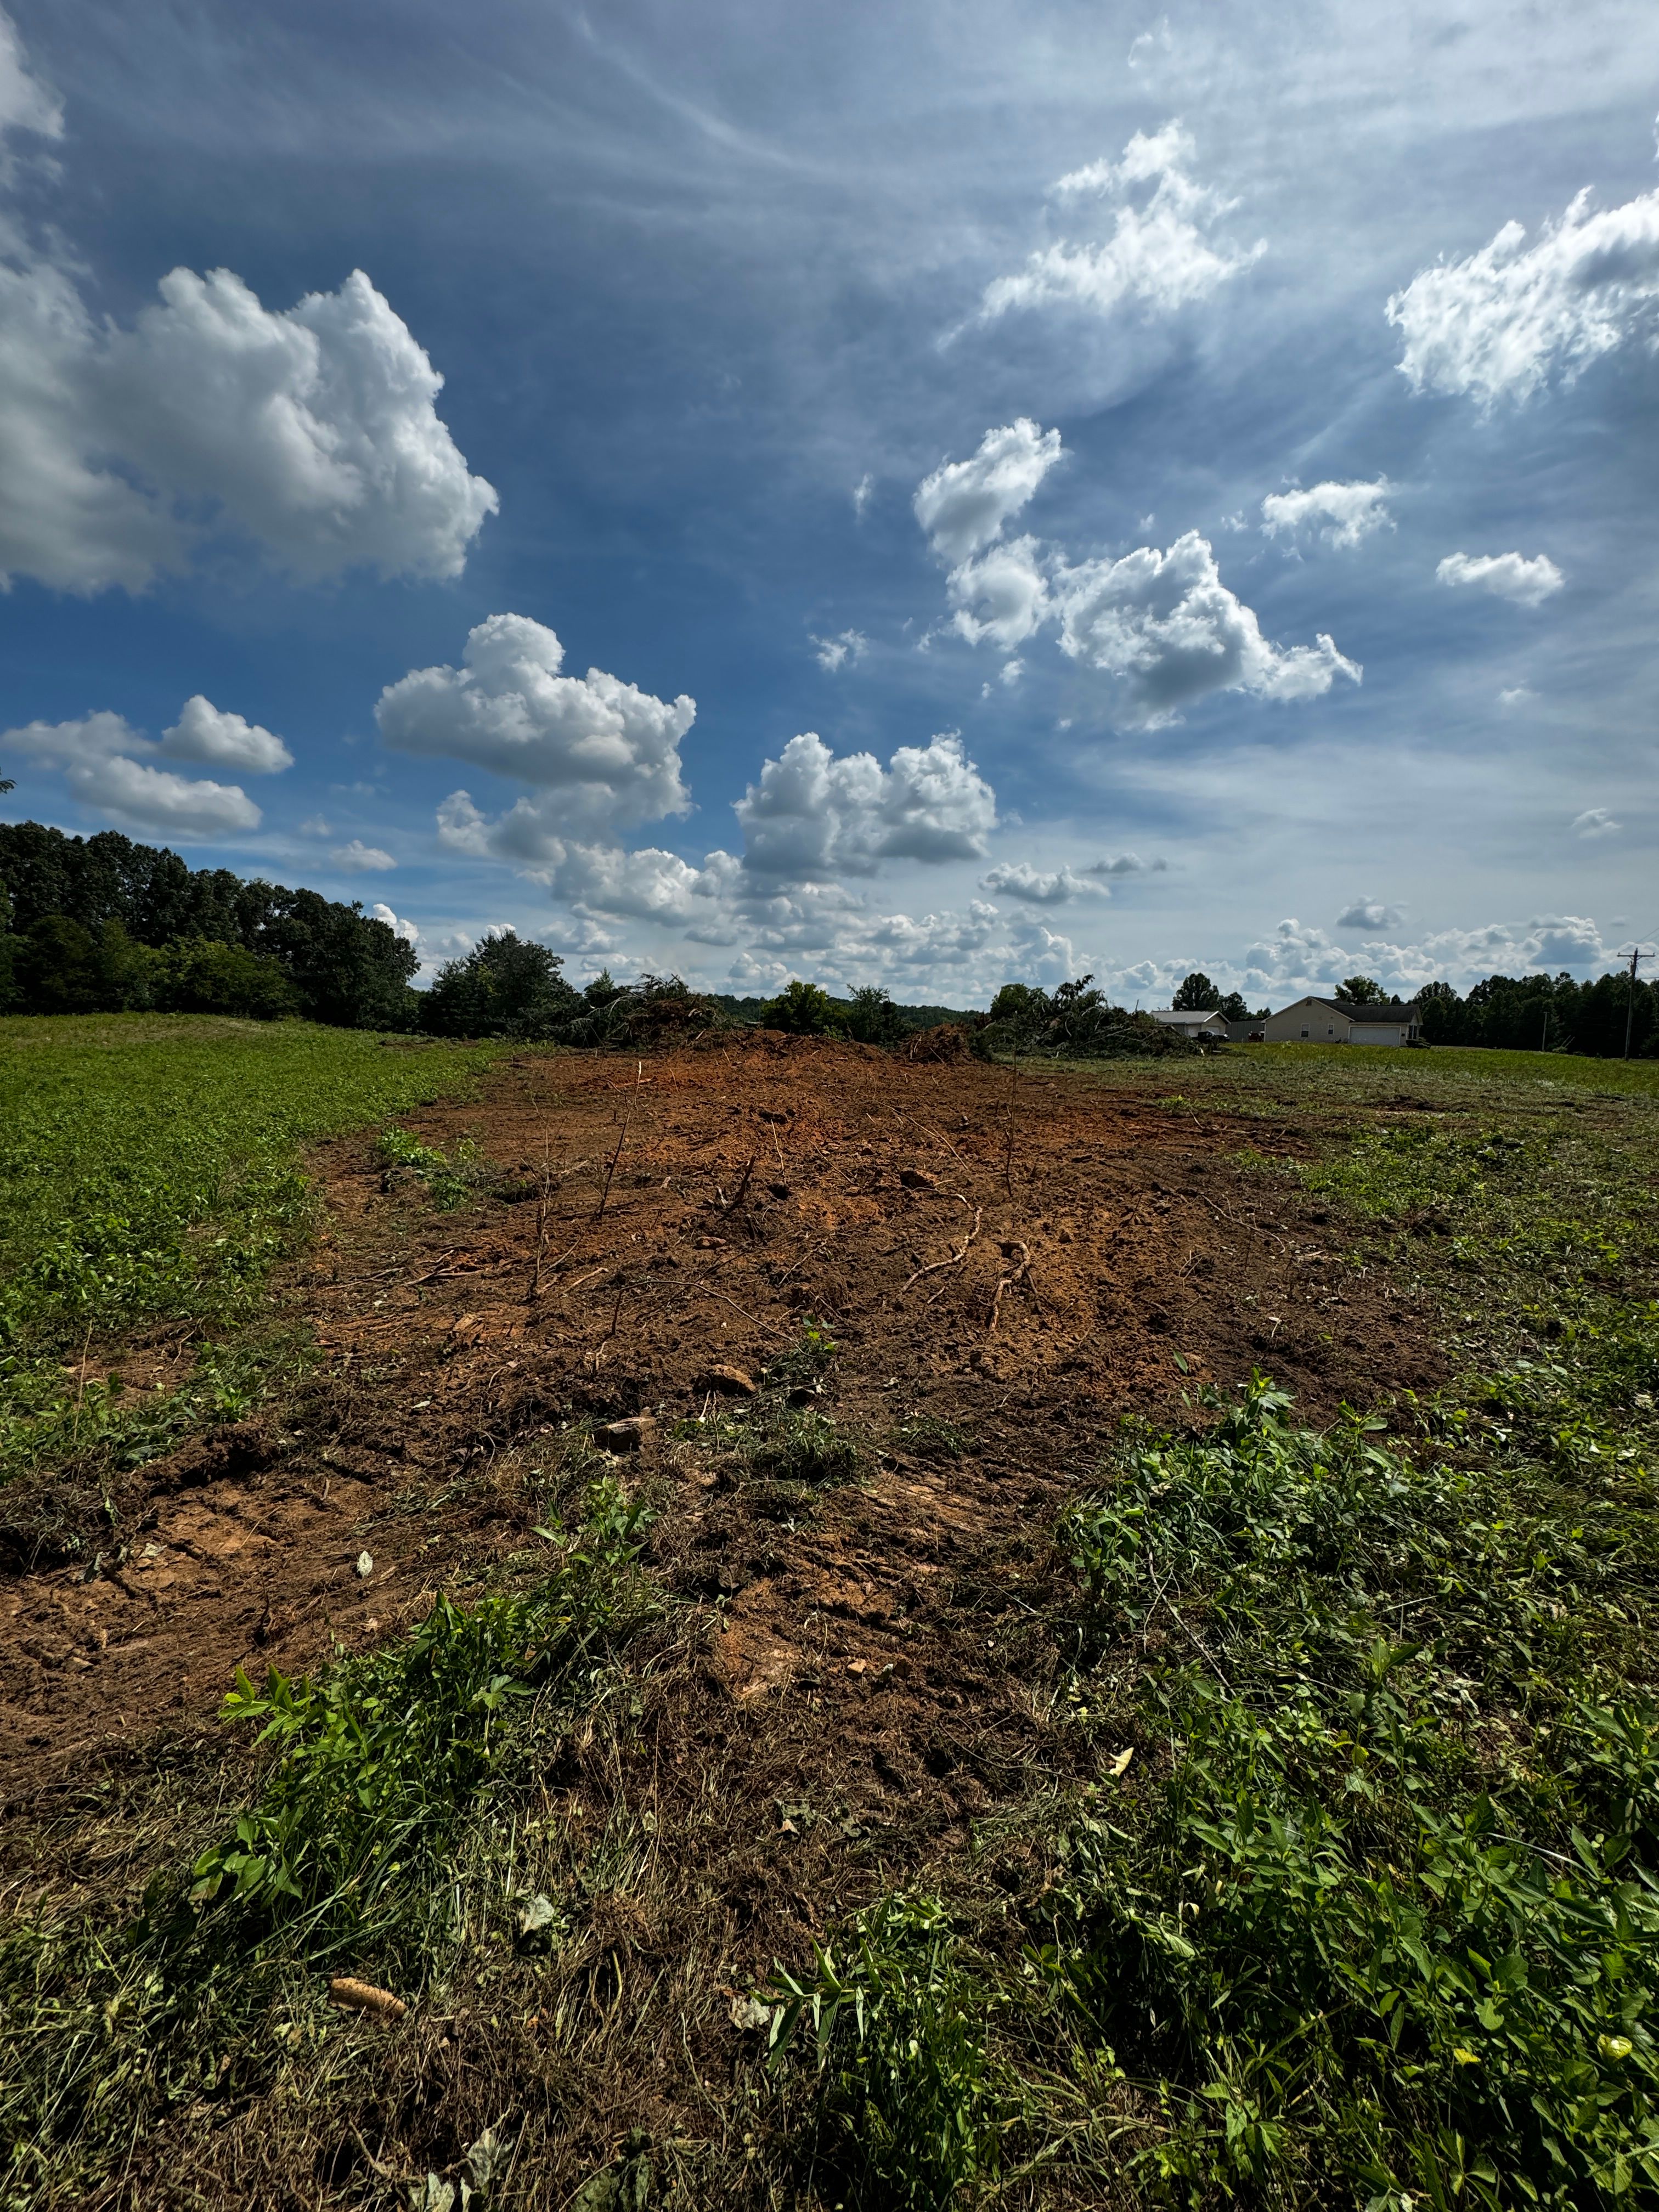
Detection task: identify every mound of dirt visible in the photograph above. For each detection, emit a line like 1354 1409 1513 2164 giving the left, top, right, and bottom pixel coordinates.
0 1046 1445 1793
714 1026 883 1061
905 1022 973 1062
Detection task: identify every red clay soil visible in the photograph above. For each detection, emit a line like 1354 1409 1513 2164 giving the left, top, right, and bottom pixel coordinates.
0 1040 1443 1805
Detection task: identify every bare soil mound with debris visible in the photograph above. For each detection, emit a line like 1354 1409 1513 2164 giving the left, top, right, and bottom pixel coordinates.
2 1045 1440 1795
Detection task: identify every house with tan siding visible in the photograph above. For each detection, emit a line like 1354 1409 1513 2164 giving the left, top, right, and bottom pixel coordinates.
1262 995 1420 1045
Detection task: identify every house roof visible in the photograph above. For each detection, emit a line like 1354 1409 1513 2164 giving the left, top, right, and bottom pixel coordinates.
1147 1006 1228 1028
1281 995 1419 1020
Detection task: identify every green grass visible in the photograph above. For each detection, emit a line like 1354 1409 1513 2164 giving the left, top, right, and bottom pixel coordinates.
1190 1041 1659 1108
0 1014 509 1482
1252 1042 1659 1099
771 1049 1659 2210
773 1383 1659 2209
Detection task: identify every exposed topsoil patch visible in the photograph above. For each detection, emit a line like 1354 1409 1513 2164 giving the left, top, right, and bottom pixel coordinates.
1 1040 1442 1802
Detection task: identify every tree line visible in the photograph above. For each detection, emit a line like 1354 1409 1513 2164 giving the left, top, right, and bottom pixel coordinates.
3 811 1651 1057
0 820 417 1027
1416 969 1656 1057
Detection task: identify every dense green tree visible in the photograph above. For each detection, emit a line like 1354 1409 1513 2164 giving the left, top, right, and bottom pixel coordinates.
10 915 156 1013
986 982 1052 1042
1416 980 1460 1042
842 985 904 1045
255 888 417 1028
153 938 301 1020
0 821 419 1028
758 978 844 1035
1404 972 1656 1057
1173 970 1221 1009
420 930 580 1038
1334 975 1386 1005
1216 990 1251 1023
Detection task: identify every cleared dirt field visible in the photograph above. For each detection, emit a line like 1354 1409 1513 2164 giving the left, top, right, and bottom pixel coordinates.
2 1034 1482 2210
8 1033 1659 2211
1 1035 1439 1795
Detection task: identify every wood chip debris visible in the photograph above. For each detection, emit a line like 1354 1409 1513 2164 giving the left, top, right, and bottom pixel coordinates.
328 1977 407 2020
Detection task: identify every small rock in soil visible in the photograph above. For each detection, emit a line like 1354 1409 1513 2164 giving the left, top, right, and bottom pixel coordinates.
596 1416 657 1451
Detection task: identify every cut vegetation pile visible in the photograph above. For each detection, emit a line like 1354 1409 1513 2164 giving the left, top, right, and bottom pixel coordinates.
1 1019 1655 2209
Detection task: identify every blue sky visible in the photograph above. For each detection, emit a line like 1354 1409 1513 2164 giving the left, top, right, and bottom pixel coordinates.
1 0 1656 1007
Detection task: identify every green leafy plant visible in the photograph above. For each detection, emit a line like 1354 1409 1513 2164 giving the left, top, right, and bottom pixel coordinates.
743 1402 864 1486
375 1123 490 1210
763 1316 839 1389
1047 1380 1659 2204
769 1894 1002 2211
185 1480 654 1938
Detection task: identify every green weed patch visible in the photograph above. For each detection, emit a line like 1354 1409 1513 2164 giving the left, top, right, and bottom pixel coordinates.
774 1384 1659 2208
0 1015 506 1482
770 1894 1001 2210
374 1123 494 1210
1053 1381 1659 2204
0 1481 655 2205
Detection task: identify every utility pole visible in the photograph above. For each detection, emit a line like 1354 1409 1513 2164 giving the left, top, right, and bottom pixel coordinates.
1624 945 1654 1062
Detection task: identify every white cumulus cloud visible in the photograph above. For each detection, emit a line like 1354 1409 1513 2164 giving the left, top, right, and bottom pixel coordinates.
811 628 868 672
913 419 1064 565
160 694 292 774
1084 851 1166 877
1437 550 1564 607
735 731 996 882
1389 184 1659 405
1571 807 1620 839
379 614 695 834
1 706 263 836
332 839 396 872
1054 532 1361 725
980 860 1111 905
916 432 1356 729
1336 895 1404 930
1261 479 1393 549
78 755 261 837
946 536 1051 650
981 122 1264 324
0 256 496 592
1233 911 1621 1000
372 902 420 945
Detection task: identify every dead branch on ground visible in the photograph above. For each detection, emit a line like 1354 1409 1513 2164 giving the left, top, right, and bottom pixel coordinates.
901 1204 983 1297
988 1239 1031 1335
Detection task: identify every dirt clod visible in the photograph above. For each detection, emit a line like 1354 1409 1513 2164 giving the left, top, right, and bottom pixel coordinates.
701 1365 758 1395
